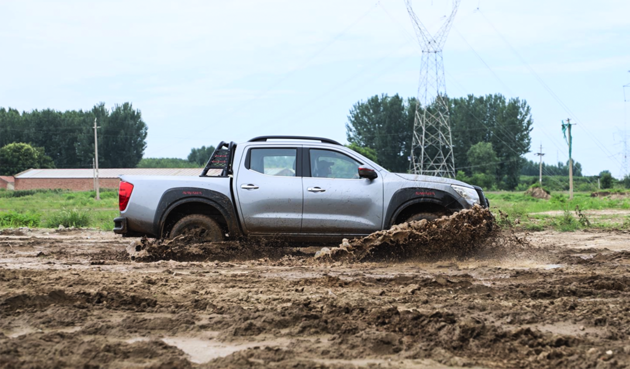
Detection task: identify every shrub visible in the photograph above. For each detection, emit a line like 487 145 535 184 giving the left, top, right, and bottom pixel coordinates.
0 211 41 228
550 194 566 205
577 182 596 192
600 171 613 189
554 210 579 232
467 173 495 190
44 209 91 228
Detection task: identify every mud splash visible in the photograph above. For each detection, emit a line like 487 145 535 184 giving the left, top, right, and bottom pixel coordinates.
129 206 522 264
316 206 528 262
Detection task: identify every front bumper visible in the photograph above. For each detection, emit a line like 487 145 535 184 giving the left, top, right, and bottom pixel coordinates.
473 186 490 208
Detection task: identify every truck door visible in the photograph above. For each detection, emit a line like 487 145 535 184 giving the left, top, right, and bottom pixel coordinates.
301 148 384 235
235 146 303 233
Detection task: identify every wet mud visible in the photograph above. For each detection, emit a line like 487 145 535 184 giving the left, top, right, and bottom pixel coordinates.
314 206 528 262
1 226 630 368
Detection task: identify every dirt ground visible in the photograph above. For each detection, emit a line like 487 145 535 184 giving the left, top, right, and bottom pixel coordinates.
1 225 630 368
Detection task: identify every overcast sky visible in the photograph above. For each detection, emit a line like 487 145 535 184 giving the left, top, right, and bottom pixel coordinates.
2 0 630 178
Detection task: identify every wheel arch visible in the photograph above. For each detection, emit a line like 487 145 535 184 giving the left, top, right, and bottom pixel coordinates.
384 188 464 227
154 188 242 239
390 199 452 226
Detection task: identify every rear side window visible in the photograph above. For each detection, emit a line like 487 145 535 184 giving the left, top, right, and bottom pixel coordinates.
248 148 297 177
310 149 362 179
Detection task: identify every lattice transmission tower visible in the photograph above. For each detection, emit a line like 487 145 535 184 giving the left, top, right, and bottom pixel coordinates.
406 0 460 177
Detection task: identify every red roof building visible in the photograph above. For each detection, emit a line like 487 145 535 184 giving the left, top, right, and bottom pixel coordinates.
0 176 14 190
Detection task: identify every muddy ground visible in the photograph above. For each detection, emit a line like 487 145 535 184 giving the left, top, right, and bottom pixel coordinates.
1 225 630 368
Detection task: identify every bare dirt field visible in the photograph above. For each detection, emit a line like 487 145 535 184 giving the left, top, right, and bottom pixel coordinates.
1 225 630 368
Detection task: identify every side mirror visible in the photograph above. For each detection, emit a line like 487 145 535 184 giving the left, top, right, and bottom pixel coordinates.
358 166 378 180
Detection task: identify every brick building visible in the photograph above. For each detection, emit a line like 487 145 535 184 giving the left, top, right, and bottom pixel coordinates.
0 176 14 190
14 168 203 191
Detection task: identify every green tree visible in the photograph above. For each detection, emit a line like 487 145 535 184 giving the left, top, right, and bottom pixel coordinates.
520 159 582 176
0 102 148 169
623 175 630 189
137 158 199 168
188 145 216 166
346 94 414 172
345 93 533 187
600 170 613 189
346 143 378 163
0 143 55 175
450 94 533 189
99 103 148 168
466 142 498 175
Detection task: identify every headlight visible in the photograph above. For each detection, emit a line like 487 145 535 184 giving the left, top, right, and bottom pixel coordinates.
451 185 480 206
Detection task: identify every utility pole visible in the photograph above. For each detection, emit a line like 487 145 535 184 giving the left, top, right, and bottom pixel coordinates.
535 144 545 186
93 118 100 201
562 118 574 199
92 158 97 193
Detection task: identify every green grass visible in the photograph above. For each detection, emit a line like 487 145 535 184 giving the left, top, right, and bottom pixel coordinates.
486 191 630 232
0 211 41 228
44 209 92 228
0 189 118 230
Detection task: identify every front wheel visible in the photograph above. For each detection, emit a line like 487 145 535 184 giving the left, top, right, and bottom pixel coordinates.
169 214 223 242
405 212 440 223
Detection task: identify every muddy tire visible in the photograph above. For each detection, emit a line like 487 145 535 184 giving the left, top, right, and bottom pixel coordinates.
405 212 440 223
169 214 223 242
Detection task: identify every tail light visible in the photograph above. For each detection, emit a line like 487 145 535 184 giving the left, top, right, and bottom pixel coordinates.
119 181 134 211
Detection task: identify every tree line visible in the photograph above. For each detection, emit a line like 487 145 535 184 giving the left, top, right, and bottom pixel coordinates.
137 146 216 168
0 103 147 175
520 159 583 177
346 93 533 190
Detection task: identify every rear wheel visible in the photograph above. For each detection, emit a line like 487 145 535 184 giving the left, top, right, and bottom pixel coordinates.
405 212 440 223
169 214 223 242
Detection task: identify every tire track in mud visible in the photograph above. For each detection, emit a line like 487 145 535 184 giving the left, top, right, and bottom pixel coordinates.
1 227 630 368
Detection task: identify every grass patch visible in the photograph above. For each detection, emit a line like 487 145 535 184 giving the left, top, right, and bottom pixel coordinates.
44 209 91 228
0 188 118 230
553 210 580 232
486 191 630 232
0 211 41 228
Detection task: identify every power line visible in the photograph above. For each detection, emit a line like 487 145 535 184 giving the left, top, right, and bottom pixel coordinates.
149 1 381 155
476 8 623 169
376 3 593 189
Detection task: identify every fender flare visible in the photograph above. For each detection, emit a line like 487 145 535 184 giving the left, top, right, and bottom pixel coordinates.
154 188 242 238
384 188 464 227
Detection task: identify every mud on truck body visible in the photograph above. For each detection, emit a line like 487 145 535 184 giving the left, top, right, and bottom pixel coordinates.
114 136 489 244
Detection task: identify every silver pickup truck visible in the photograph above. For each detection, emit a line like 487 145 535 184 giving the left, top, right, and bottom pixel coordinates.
114 136 488 243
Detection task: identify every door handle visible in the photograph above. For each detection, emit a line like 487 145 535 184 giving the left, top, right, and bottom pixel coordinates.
241 184 259 190
307 187 326 193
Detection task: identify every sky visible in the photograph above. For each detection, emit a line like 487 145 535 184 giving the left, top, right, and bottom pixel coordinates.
1 0 630 178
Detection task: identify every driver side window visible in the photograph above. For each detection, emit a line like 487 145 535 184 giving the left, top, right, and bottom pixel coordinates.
310 149 362 179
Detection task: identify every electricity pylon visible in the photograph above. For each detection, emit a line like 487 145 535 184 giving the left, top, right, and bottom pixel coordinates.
406 0 460 177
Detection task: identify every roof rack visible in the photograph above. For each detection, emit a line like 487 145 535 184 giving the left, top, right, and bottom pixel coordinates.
248 136 341 145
